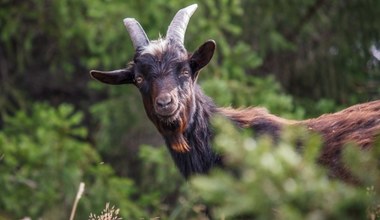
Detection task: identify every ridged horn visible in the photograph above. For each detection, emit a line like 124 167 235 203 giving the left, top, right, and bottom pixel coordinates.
123 18 150 49
166 4 198 45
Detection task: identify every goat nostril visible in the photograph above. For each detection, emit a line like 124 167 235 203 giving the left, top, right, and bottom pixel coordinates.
156 94 173 108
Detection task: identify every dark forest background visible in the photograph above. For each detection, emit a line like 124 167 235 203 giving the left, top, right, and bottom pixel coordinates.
1 0 380 219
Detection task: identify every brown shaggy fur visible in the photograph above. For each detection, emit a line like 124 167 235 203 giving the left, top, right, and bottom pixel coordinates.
218 100 380 184
304 100 380 184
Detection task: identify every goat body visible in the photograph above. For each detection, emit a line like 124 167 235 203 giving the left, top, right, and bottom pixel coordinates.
90 4 380 183
219 100 380 184
167 83 380 182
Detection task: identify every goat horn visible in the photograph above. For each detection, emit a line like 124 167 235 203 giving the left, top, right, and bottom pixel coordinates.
166 4 198 45
123 18 150 49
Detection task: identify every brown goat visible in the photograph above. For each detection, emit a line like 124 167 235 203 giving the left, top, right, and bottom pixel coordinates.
90 4 380 183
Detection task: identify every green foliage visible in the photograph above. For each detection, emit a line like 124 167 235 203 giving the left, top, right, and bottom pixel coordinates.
0 103 91 218
0 103 142 219
137 145 184 217
240 0 380 104
202 75 305 119
188 117 379 219
343 142 380 192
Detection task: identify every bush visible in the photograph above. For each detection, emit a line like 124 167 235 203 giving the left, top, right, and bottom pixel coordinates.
0 103 142 219
186 117 380 219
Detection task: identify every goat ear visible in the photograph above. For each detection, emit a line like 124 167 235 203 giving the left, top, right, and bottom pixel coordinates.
190 40 216 75
90 68 134 85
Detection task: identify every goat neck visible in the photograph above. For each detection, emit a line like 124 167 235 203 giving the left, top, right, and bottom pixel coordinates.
164 85 222 178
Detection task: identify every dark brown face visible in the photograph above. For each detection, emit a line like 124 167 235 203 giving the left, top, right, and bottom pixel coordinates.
90 40 216 151
133 49 195 127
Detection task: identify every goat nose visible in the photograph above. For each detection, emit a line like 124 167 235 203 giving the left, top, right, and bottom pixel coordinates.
156 94 173 108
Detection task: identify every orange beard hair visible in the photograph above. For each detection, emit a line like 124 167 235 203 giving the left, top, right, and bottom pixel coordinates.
170 133 190 153
157 110 191 153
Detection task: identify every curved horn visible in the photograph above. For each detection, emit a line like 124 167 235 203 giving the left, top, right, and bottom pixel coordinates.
166 4 198 45
123 18 149 49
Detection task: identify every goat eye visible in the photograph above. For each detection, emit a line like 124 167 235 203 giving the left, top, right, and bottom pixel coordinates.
135 76 144 84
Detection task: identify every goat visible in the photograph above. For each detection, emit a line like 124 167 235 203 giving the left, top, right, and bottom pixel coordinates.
90 4 380 184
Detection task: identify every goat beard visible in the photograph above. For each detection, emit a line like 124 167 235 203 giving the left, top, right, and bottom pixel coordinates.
154 110 191 153
165 133 190 153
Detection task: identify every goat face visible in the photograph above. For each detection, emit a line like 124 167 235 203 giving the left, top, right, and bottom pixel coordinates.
90 39 215 150
134 40 215 126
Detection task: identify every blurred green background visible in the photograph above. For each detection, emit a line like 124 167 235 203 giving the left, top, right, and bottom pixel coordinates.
0 0 380 219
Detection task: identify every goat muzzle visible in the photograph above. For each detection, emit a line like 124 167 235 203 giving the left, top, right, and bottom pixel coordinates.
154 94 179 118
